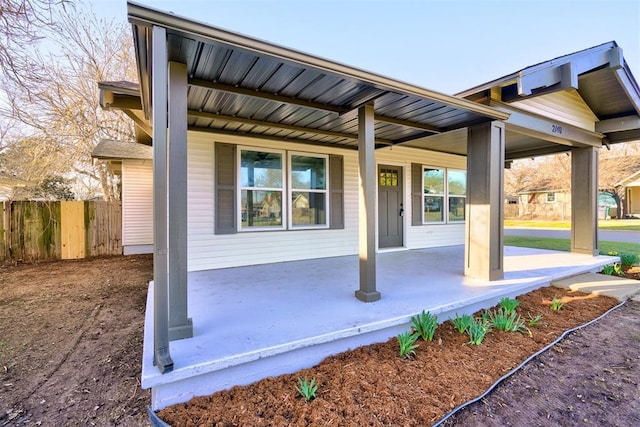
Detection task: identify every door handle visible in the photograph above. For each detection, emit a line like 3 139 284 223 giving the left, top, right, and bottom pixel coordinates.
399 203 404 217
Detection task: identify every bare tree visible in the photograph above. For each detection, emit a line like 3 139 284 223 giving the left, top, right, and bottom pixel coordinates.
0 2 136 200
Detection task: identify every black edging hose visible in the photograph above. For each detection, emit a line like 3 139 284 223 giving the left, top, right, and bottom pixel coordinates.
432 299 628 427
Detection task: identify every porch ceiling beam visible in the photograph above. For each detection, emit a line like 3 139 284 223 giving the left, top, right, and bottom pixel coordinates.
105 94 143 111
595 114 640 133
187 109 394 144
505 144 571 161
188 78 348 114
373 114 441 134
491 101 604 148
187 125 358 150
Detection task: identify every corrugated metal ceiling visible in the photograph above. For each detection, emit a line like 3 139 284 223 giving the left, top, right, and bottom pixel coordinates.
128 2 508 151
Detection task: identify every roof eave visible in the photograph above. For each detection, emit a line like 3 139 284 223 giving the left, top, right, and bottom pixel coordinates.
126 1 509 124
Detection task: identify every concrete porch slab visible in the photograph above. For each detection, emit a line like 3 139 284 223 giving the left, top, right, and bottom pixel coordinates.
142 245 617 410
552 272 640 301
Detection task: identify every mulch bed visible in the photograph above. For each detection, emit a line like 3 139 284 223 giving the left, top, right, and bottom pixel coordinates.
158 286 619 426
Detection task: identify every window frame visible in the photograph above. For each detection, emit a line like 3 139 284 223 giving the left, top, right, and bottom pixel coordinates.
237 146 287 232
288 151 330 230
546 192 556 203
421 166 467 225
447 168 467 223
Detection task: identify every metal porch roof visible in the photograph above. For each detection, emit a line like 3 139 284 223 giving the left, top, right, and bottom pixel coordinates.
125 1 507 151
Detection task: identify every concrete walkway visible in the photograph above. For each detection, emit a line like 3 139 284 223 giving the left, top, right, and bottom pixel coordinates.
553 272 640 302
505 227 640 244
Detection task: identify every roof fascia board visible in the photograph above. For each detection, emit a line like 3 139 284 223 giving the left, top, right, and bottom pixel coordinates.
126 2 508 123
613 66 640 115
505 144 573 162
614 170 640 187
491 101 604 148
595 114 640 133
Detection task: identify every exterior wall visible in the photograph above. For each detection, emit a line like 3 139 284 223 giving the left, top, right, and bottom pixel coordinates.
186 132 466 272
517 191 571 220
122 159 153 254
511 90 598 131
629 186 640 215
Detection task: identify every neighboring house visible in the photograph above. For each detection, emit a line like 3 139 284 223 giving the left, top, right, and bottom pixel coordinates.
101 3 640 391
92 139 153 254
512 156 640 219
0 172 31 201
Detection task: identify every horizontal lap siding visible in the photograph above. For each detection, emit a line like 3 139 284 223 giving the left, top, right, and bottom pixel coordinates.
511 90 597 131
122 160 153 246
376 146 466 249
187 133 358 271
186 133 467 271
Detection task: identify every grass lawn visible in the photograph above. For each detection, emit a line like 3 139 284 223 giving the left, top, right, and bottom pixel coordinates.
504 219 640 231
504 236 640 255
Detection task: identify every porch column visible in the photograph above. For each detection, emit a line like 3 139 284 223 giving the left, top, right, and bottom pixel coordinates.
167 61 193 340
355 104 381 302
465 121 505 281
151 25 173 373
571 147 599 255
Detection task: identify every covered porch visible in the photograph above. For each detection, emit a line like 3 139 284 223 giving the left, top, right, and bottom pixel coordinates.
142 245 615 410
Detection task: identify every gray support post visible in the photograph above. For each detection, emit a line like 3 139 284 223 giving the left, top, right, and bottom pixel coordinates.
151 26 173 373
355 104 381 302
465 121 505 281
167 61 193 340
571 147 599 255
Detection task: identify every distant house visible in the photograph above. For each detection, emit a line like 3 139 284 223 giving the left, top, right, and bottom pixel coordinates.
0 172 31 202
513 156 640 220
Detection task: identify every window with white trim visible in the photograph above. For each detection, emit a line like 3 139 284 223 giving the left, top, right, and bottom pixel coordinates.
546 192 556 203
237 147 329 231
239 148 285 230
289 152 328 228
422 167 466 224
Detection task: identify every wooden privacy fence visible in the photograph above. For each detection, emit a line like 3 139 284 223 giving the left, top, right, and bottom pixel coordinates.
0 201 122 262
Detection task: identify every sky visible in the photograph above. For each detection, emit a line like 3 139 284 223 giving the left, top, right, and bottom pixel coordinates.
93 0 640 95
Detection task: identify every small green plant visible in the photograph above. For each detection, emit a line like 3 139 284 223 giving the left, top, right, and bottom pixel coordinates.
498 297 520 314
397 331 419 359
527 313 544 327
550 296 564 311
613 263 623 275
466 318 489 345
601 264 615 275
450 313 473 334
295 377 318 401
488 308 526 332
619 253 639 267
411 310 438 341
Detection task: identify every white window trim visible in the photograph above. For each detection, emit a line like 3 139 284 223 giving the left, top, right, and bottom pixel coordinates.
237 146 287 232
422 166 466 225
288 151 330 230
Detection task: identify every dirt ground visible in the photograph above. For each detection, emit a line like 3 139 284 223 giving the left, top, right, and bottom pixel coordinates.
0 256 152 426
1 256 638 426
